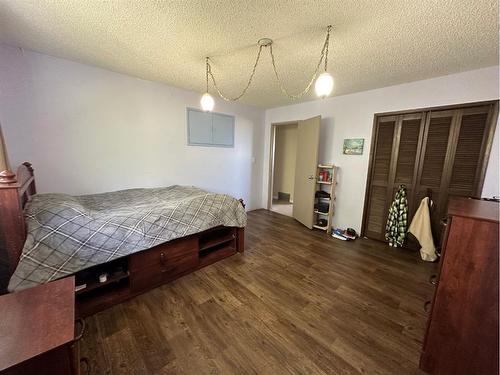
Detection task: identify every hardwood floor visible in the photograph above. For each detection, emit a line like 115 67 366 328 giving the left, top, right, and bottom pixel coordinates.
80 209 437 374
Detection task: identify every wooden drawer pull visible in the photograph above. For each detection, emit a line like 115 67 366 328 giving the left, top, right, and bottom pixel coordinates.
75 318 86 341
429 274 438 285
424 301 432 313
160 252 168 273
159 255 183 274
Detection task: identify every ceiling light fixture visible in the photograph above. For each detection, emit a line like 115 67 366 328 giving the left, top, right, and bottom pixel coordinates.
201 58 215 111
201 25 334 111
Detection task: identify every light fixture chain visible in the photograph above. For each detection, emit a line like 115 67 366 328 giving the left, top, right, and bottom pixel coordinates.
269 44 322 99
207 45 264 102
269 26 331 99
324 25 332 71
205 25 333 102
205 57 210 93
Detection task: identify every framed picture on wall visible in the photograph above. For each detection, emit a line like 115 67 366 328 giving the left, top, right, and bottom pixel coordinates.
343 138 364 155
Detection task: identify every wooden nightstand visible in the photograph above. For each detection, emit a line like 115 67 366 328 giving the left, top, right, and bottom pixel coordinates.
0 276 86 375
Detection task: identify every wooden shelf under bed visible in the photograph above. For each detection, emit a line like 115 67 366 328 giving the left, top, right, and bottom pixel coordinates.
74 226 243 317
199 230 236 251
75 270 130 296
199 227 237 268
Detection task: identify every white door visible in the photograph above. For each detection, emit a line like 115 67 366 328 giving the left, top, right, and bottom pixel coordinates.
292 116 321 228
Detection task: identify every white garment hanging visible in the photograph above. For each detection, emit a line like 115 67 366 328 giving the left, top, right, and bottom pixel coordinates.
408 197 437 262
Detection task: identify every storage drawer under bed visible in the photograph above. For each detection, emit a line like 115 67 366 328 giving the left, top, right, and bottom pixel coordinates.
129 237 198 292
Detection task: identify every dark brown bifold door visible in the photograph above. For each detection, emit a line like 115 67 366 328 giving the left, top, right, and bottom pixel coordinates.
363 116 397 240
413 109 457 237
434 105 496 235
363 101 498 243
364 113 426 240
414 105 496 239
447 105 496 198
391 113 427 218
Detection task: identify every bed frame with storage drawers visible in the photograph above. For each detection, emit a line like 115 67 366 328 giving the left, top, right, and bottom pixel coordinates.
0 163 244 317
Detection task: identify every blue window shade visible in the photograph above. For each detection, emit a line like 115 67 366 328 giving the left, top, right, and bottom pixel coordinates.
212 113 234 146
187 108 234 147
187 109 212 144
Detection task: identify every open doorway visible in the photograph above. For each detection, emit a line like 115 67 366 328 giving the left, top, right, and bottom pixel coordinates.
269 121 298 217
268 116 321 228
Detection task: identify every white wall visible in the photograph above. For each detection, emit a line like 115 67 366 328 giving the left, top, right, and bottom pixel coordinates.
264 66 500 232
0 44 265 210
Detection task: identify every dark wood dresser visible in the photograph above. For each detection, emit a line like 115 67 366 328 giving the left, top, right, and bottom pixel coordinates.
420 198 499 374
0 277 85 375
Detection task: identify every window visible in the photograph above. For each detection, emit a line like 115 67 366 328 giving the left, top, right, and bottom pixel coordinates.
187 108 234 147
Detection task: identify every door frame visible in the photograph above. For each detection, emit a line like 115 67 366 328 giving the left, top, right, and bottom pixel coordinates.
267 120 300 210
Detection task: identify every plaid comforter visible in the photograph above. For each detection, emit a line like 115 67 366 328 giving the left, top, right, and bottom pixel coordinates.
8 186 246 291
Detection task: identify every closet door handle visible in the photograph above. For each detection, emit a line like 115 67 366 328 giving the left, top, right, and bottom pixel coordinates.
308 175 314 180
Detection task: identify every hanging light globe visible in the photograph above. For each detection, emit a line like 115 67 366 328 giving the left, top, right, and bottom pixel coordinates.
200 92 215 112
315 72 334 98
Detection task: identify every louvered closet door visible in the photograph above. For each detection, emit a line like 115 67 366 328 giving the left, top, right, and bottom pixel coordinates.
414 105 495 238
363 101 498 243
364 116 396 240
392 113 426 218
364 113 425 240
448 106 493 198
414 110 457 237
434 105 495 234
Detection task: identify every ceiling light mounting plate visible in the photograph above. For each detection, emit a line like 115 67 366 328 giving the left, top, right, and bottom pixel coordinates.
258 38 273 47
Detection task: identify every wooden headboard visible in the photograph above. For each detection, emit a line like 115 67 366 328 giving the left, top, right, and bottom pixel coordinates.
0 162 36 275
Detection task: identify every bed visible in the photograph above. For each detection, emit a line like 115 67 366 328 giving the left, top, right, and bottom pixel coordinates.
0 163 246 316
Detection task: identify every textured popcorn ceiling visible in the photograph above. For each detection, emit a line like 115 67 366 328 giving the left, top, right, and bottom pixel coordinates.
0 1 498 108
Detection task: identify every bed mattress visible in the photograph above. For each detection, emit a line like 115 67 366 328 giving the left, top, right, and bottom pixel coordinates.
8 185 246 291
